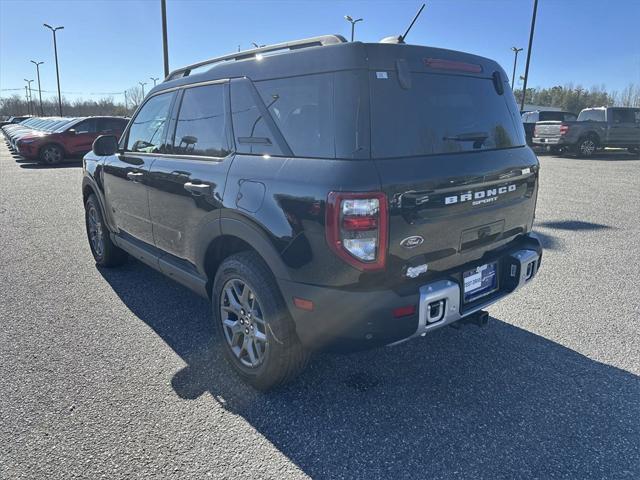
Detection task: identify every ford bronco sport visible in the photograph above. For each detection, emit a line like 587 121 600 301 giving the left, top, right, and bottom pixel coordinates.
82 35 542 390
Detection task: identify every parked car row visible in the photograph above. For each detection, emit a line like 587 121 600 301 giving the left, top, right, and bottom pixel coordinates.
0 115 32 128
522 107 640 157
2 115 128 164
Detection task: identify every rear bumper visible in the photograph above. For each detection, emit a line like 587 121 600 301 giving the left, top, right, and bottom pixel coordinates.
280 234 542 351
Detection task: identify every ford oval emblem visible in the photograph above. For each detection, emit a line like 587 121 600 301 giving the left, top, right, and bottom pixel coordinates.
400 235 424 249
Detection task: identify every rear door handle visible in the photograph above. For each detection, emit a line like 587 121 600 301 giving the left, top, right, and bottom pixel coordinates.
126 171 144 182
184 182 211 195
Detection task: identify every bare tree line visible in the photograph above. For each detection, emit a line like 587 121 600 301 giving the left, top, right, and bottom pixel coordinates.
2 82 639 118
514 83 640 113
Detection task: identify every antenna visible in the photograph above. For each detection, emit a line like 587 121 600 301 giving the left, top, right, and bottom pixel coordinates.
399 3 426 43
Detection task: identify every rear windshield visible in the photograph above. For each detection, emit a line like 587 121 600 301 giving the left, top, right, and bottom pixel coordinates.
370 72 525 158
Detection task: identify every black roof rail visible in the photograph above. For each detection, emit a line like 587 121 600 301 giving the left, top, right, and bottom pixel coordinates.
164 34 347 82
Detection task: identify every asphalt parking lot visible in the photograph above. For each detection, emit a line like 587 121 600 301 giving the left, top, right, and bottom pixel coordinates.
1 143 639 479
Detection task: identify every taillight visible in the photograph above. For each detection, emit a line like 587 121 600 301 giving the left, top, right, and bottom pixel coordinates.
560 125 569 135
326 192 388 271
533 125 538 137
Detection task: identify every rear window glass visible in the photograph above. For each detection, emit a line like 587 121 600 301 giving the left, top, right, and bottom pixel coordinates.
370 72 524 158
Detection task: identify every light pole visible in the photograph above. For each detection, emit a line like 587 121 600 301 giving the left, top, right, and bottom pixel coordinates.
24 79 34 116
139 82 147 98
510 47 523 90
344 15 363 42
43 23 64 116
520 0 539 112
161 0 169 78
30 60 45 115
150 77 159 87
24 86 31 115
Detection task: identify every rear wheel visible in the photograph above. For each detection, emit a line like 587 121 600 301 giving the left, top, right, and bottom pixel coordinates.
39 144 64 165
84 194 128 267
212 251 309 390
575 136 598 158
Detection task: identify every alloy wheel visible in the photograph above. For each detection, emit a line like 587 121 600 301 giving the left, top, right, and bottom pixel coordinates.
43 146 62 164
580 140 595 156
220 279 268 368
87 206 105 258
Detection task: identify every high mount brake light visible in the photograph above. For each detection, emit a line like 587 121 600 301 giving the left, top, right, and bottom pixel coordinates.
326 192 388 271
424 58 483 73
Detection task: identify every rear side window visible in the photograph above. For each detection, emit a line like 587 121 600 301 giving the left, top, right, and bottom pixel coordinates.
610 109 636 124
231 80 284 156
370 72 524 158
255 74 334 158
126 92 174 153
255 72 368 159
171 84 231 157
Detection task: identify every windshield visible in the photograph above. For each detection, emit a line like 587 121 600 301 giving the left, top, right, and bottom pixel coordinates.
370 72 525 158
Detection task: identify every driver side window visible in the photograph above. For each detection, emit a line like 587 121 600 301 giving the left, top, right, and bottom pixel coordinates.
126 92 174 153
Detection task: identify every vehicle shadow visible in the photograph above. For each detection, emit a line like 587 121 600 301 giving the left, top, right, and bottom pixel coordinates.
537 220 612 231
544 152 639 161
19 161 81 169
99 260 640 479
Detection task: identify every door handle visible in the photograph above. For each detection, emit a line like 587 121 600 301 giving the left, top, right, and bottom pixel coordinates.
126 171 144 182
184 182 211 195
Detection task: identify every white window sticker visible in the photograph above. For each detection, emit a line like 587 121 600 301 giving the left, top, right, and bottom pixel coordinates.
464 272 482 292
376 71 388 79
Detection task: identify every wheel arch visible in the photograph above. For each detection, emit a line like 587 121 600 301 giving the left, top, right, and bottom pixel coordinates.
200 217 292 295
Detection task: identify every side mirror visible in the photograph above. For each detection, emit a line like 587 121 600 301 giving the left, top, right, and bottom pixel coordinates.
67 128 77 135
92 135 119 156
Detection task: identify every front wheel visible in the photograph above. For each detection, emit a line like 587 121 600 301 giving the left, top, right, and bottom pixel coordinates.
39 144 64 165
212 251 309 390
84 194 128 267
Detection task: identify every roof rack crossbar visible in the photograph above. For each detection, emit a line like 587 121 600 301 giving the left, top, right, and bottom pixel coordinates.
164 34 347 82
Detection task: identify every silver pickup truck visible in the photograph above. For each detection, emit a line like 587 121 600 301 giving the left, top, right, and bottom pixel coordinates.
533 106 640 157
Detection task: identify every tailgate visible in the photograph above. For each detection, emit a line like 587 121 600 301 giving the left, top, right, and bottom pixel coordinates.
374 147 539 276
534 121 563 138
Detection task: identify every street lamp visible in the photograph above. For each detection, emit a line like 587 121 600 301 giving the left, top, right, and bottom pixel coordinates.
344 15 363 42
24 79 34 116
510 47 523 90
30 60 45 115
139 82 147 98
520 0 539 112
150 77 160 87
43 23 64 116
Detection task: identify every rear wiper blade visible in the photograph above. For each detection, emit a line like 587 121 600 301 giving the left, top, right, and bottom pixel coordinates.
443 132 489 142
443 132 489 149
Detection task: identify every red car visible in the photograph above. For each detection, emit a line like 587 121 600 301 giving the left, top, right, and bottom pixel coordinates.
16 116 128 164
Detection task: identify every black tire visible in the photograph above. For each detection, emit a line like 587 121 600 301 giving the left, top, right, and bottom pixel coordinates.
575 136 598 158
212 251 309 391
84 194 128 267
39 143 64 165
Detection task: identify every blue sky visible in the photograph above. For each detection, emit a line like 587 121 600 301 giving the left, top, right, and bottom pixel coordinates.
1 0 639 103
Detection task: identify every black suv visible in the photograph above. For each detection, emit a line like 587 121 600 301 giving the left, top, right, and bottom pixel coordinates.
82 35 542 390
